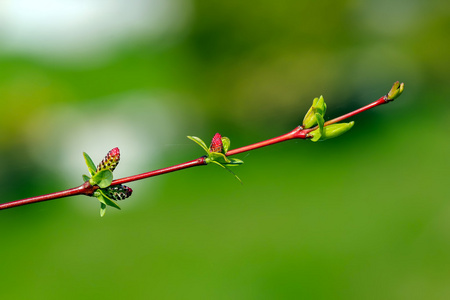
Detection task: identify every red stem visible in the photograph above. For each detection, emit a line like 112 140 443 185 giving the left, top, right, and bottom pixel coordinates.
0 182 93 210
0 158 207 210
110 157 206 186
226 127 307 156
302 96 388 134
0 94 392 211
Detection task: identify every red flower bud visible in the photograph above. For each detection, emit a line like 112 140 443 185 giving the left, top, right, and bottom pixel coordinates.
209 133 223 153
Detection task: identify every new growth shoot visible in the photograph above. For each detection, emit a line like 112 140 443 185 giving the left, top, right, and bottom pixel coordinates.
0 82 405 216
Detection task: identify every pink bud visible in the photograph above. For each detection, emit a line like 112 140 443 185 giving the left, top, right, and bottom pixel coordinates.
209 133 223 153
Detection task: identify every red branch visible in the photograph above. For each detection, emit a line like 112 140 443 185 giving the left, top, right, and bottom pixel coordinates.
0 90 397 211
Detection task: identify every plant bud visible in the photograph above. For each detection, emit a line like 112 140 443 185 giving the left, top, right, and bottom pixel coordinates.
96 147 120 173
302 96 327 128
209 133 223 153
386 81 405 101
106 184 133 201
310 121 354 142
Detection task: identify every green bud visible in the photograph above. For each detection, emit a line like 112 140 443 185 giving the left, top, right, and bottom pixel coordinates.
302 96 327 128
309 121 354 142
386 81 405 101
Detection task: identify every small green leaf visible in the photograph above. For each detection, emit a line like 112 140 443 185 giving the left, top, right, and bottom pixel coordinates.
223 158 244 166
187 136 209 153
221 137 231 153
100 203 107 217
309 128 322 142
82 174 90 182
209 152 231 164
90 169 113 188
98 189 121 210
95 191 121 217
323 121 354 140
302 106 316 128
83 152 97 176
315 113 324 134
210 161 242 183
309 121 354 142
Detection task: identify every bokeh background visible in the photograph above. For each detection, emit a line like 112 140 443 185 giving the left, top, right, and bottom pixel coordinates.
1 0 449 299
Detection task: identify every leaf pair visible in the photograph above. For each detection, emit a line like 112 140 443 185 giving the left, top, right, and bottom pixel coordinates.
302 96 327 129
188 133 243 183
303 96 354 142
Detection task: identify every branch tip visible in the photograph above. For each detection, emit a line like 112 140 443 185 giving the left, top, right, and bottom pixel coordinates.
386 81 405 102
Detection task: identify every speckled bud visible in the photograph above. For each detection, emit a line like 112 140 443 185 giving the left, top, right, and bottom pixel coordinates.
96 147 120 173
106 184 133 201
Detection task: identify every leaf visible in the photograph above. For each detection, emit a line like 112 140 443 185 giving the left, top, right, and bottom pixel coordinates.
98 189 113 201
82 174 90 182
187 136 209 153
315 96 327 116
90 169 113 188
221 137 231 153
309 128 322 142
209 152 231 164
83 152 97 176
210 161 242 184
315 113 324 135
100 203 107 217
98 189 121 210
223 158 244 166
96 192 121 217
309 121 354 142
322 122 354 140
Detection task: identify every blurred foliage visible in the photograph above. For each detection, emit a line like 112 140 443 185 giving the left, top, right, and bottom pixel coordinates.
0 0 449 299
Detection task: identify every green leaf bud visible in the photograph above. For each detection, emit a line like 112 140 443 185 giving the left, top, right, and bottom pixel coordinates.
386 81 405 101
309 121 354 142
302 96 327 128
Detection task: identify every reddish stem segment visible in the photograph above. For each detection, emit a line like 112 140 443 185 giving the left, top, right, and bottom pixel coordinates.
226 96 389 155
0 182 93 210
110 157 206 186
302 96 388 134
0 93 393 211
0 158 207 210
324 96 387 126
226 127 307 156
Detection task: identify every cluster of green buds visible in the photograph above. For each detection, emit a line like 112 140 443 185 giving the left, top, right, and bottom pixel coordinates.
302 95 354 142
82 147 132 216
188 133 244 182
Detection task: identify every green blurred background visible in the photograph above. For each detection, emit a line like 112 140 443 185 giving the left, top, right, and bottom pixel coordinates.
1 0 449 299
